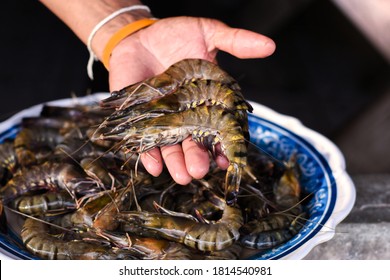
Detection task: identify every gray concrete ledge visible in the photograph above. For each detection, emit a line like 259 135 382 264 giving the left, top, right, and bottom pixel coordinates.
304 174 390 259
304 223 390 259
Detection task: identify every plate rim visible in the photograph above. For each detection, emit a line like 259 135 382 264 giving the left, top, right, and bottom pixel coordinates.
248 101 356 259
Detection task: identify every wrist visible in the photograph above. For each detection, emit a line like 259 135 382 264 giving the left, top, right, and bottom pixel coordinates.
91 8 152 60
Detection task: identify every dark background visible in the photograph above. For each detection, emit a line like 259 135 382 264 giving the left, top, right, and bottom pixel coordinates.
1 0 389 173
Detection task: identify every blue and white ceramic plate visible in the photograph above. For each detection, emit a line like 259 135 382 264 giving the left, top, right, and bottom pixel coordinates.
0 93 355 260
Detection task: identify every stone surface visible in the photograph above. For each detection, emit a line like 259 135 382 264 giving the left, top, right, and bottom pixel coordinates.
304 174 390 259
304 223 390 259
344 174 390 223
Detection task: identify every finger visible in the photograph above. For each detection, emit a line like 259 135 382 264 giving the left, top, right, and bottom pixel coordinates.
213 143 230 170
140 148 164 177
208 20 276 59
160 144 192 185
182 137 210 179
215 154 230 170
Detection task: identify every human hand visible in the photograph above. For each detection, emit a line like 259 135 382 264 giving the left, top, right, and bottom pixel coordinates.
107 16 276 185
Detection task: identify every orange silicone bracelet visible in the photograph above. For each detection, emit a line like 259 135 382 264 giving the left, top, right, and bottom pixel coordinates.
102 18 158 69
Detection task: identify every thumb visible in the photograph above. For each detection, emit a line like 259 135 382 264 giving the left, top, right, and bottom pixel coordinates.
209 21 276 59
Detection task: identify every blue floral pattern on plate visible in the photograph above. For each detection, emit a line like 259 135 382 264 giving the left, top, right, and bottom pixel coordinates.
247 114 336 259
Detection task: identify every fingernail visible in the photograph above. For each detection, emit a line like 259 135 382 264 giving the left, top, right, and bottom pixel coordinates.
264 39 276 55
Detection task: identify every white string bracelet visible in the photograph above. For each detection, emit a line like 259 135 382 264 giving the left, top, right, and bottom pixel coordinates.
86 5 151 80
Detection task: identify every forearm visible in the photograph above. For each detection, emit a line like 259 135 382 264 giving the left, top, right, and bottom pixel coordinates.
39 0 152 60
